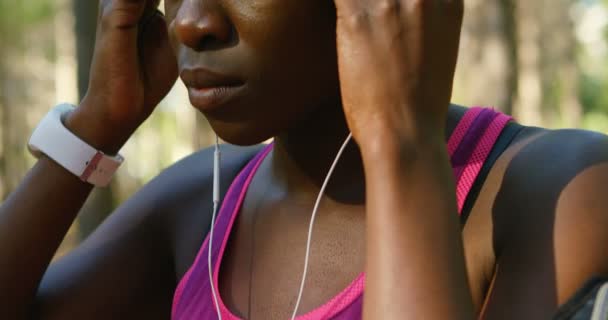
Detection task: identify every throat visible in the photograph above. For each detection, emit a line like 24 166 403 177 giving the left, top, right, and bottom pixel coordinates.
273 105 366 205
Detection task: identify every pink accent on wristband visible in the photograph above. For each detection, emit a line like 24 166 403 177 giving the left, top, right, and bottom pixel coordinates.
80 151 104 182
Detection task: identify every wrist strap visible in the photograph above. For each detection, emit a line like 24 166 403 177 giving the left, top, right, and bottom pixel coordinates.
28 103 124 187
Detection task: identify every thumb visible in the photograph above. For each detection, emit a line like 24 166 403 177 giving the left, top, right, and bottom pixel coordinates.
140 10 179 109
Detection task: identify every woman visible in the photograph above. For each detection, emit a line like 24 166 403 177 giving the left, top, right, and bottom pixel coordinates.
1 0 607 319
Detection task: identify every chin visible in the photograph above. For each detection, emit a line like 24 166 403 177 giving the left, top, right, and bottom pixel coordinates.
209 120 279 146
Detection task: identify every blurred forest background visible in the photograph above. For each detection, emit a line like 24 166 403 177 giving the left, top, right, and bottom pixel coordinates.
1 0 608 255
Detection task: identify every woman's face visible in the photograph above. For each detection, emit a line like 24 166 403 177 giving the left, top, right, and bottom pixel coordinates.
164 0 340 145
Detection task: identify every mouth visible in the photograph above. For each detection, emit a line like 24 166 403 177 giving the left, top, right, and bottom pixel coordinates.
180 68 246 112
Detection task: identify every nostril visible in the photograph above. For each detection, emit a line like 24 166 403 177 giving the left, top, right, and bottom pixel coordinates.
199 34 222 51
196 27 237 51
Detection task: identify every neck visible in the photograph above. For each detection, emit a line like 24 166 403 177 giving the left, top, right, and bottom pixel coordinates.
271 104 366 205
266 104 462 206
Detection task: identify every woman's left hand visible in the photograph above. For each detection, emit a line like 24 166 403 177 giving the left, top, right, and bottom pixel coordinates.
334 0 464 149
334 2 474 319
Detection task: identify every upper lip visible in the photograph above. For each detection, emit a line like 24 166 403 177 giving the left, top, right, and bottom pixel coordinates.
180 68 244 89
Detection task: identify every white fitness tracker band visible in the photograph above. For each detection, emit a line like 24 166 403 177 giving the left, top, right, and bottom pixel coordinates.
28 103 124 187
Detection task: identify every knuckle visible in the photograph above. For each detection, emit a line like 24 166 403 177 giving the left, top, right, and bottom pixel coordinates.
405 0 424 13
342 11 371 32
99 8 115 30
373 0 402 18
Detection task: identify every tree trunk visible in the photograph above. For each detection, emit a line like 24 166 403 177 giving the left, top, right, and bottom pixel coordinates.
454 0 518 113
0 2 30 199
497 0 518 115
539 0 582 128
513 0 543 126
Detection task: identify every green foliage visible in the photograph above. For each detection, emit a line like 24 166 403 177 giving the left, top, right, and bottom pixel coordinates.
580 73 608 113
0 0 54 46
577 0 608 131
0 1 54 24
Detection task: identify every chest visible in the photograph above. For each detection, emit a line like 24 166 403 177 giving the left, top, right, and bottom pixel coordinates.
218 197 366 319
215 203 497 320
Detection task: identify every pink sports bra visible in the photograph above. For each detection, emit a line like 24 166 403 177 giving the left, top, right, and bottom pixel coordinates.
172 107 513 319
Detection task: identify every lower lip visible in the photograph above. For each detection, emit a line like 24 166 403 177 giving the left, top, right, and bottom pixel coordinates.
187 84 246 112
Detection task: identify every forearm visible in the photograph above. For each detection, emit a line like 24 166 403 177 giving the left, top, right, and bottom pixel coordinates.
360 134 474 320
0 107 128 318
0 158 93 318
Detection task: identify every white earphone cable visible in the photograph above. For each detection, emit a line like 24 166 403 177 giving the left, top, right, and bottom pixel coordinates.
290 133 353 320
208 133 353 320
209 135 223 320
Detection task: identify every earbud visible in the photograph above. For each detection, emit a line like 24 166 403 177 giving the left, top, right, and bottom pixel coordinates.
213 136 221 204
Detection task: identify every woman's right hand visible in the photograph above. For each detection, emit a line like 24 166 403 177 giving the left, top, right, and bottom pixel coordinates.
66 0 178 154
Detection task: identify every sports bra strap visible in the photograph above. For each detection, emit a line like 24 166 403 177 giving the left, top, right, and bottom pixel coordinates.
448 107 513 214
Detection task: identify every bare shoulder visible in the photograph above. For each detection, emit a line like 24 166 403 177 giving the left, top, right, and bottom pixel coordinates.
142 144 263 212
482 126 608 318
147 144 264 277
495 127 608 228
34 144 262 320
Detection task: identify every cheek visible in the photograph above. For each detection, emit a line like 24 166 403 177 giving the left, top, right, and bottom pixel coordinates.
232 0 338 78
234 1 340 124
230 1 296 47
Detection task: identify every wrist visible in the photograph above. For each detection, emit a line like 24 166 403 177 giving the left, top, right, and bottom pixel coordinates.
357 122 446 164
358 126 451 186
64 102 136 155
28 104 126 187
353 108 446 152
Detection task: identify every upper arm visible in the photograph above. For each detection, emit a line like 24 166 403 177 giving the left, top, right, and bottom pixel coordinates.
32 147 220 320
483 129 608 319
551 149 608 305
32 144 262 320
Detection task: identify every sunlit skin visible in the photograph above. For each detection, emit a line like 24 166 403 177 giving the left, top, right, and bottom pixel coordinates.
0 0 608 319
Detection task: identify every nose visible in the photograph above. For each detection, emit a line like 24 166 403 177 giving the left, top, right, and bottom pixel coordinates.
172 0 233 51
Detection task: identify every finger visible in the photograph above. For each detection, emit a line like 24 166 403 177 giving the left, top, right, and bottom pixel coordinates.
334 0 367 21
143 0 162 15
98 0 159 18
139 7 163 29
370 0 404 33
98 0 148 30
139 12 179 108
425 0 464 23
441 0 465 14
